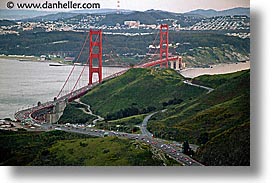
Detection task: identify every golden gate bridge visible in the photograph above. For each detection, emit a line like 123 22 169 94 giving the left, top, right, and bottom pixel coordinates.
14 24 184 123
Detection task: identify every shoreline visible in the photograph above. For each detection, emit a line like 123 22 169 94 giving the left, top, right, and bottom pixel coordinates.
0 55 64 63
0 56 128 68
180 61 250 78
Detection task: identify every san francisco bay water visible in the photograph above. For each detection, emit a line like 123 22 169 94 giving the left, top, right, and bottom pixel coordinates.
0 59 124 119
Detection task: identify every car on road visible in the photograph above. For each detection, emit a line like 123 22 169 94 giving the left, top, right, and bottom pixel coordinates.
171 149 176 153
103 132 109 137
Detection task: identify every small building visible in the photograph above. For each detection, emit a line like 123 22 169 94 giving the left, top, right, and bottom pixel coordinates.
40 55 47 61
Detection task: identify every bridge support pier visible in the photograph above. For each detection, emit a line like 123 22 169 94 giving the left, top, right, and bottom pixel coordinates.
89 29 103 85
169 57 184 70
170 61 174 69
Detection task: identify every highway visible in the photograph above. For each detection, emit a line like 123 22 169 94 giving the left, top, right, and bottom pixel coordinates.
139 110 203 166
37 119 203 166
140 111 159 137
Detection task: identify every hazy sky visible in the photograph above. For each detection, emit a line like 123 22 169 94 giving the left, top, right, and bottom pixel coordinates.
0 0 250 13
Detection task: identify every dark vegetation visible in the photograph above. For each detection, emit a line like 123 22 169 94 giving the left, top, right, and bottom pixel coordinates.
105 105 156 121
0 130 92 165
194 122 250 166
95 114 146 133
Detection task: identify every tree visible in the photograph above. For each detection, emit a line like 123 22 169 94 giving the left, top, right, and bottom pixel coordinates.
182 140 193 156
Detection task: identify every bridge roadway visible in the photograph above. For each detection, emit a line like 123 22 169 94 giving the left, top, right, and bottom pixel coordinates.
135 56 179 68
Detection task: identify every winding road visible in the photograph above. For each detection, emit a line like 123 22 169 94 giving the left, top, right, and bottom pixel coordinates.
183 80 214 94
74 99 104 125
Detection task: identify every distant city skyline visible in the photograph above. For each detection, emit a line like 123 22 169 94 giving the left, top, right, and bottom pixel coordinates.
0 0 249 13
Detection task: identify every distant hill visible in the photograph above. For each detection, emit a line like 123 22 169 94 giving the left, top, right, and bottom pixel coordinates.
0 19 16 26
98 10 202 26
21 12 80 22
186 7 250 17
21 9 134 22
69 8 133 14
0 7 249 21
0 9 54 20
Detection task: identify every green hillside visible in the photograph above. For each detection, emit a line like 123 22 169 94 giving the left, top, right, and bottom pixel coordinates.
147 70 250 165
80 68 206 120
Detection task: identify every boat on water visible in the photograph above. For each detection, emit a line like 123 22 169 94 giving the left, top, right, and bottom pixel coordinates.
49 63 66 66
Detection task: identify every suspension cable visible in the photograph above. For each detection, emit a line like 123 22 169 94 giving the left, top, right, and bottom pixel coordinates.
70 33 100 94
56 32 89 98
136 30 159 65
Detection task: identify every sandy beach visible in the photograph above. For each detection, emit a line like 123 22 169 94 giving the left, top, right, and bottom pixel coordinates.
180 61 250 78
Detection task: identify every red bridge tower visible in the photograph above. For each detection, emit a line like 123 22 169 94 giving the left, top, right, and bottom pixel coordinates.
160 24 169 68
89 29 103 85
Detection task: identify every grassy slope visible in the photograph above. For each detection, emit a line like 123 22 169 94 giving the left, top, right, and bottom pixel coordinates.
191 70 249 89
147 70 250 165
81 68 206 118
31 137 164 166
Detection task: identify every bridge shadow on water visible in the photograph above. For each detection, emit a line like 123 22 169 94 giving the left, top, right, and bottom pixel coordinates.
8 10 262 182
